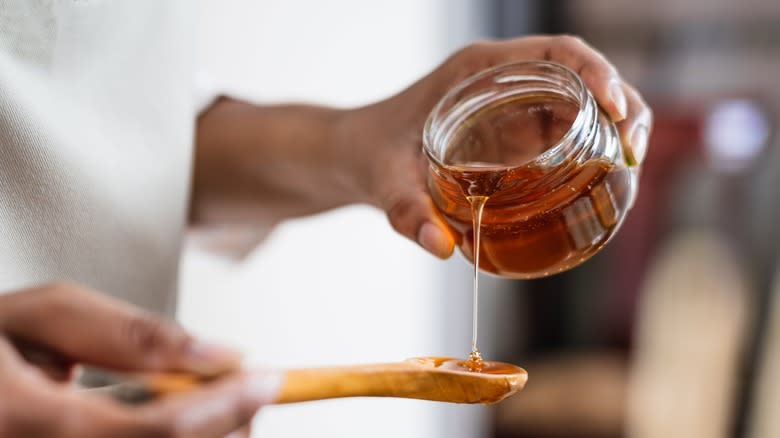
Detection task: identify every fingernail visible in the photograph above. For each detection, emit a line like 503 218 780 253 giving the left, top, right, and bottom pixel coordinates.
609 81 627 121
187 340 243 375
245 370 285 406
629 125 649 166
417 222 452 259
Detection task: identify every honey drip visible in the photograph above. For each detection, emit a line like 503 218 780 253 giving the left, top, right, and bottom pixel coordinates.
464 349 484 372
466 195 488 371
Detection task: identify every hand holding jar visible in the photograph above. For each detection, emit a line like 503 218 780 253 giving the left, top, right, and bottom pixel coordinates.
341 36 652 263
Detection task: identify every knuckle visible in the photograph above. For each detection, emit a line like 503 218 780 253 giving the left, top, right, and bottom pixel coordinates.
456 39 493 62
466 39 492 52
40 281 93 304
31 281 82 317
441 39 500 88
468 39 495 51
121 312 181 355
41 280 77 297
557 34 586 48
584 61 617 80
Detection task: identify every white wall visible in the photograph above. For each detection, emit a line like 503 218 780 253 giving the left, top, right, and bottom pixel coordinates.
178 1 488 437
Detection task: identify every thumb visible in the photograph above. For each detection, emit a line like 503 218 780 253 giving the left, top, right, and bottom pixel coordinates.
0 283 241 376
384 190 455 259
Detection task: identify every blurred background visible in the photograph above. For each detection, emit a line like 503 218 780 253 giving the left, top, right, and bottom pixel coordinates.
179 1 780 437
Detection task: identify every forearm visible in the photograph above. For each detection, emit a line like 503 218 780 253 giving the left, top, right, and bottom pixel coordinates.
191 97 371 226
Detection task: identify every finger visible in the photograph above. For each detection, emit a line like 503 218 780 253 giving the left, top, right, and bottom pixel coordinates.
12 383 153 438
136 370 282 438
0 346 276 438
0 283 241 375
384 189 455 259
615 83 653 166
0 363 131 438
540 36 626 122
26 370 280 438
480 36 626 122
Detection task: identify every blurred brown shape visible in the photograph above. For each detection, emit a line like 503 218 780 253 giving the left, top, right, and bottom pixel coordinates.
495 352 628 438
606 105 705 346
625 231 751 438
748 267 780 438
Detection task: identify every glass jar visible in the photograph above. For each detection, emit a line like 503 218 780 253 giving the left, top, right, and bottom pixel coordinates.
424 61 638 279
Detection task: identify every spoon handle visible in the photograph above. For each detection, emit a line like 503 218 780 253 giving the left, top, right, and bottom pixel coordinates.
278 362 419 403
106 362 419 404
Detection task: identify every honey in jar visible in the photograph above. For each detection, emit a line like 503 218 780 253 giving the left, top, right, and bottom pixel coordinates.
424 61 638 279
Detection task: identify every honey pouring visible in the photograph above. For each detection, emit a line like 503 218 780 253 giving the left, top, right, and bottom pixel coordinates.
108 61 638 406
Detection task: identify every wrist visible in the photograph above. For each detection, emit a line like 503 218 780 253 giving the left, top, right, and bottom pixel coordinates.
331 105 386 207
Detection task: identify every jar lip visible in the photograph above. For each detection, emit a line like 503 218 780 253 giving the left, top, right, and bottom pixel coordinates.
423 60 590 171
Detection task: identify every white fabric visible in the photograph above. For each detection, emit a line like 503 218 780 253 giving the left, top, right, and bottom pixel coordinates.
0 0 198 315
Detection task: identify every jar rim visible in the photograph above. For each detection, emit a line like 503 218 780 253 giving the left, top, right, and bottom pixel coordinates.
422 60 591 171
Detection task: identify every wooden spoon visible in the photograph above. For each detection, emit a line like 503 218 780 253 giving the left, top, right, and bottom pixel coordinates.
110 357 527 405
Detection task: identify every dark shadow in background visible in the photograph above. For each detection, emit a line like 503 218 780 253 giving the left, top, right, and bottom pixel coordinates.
487 1 778 437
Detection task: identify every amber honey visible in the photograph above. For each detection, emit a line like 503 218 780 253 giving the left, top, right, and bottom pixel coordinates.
427 94 634 279
439 358 521 375
414 356 524 376
430 159 632 278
